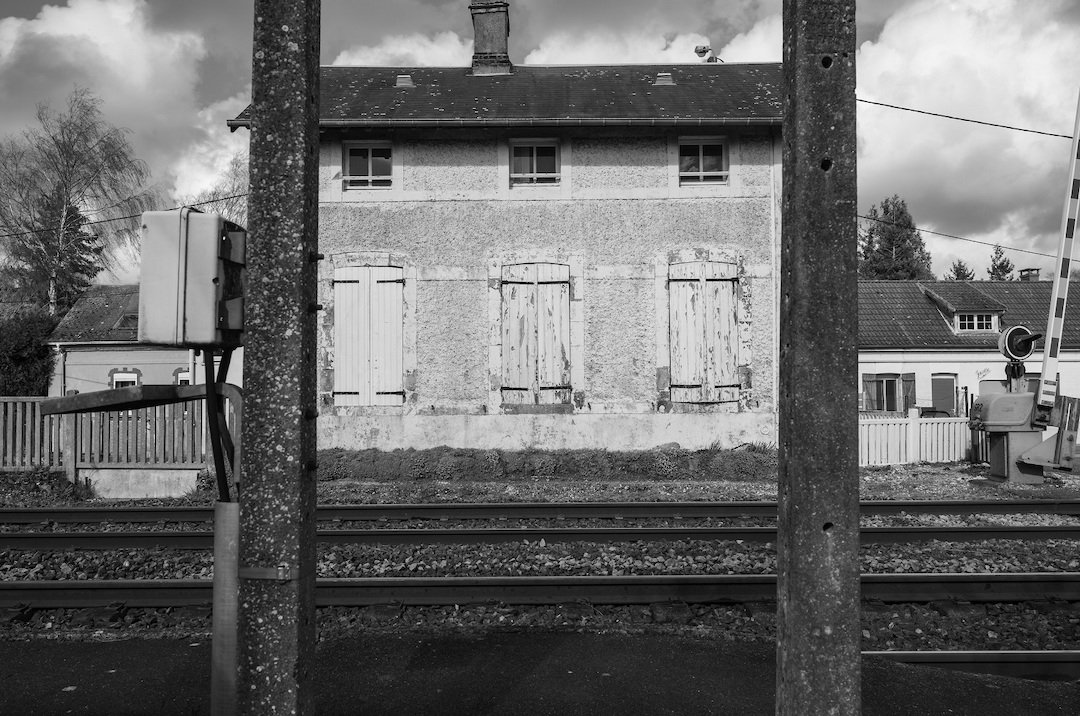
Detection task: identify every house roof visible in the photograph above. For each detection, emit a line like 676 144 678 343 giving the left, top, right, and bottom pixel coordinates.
227 63 782 130
50 284 140 344
859 280 1080 351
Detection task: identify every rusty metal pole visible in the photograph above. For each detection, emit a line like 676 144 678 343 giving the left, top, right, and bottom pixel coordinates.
238 0 320 713
777 2 859 714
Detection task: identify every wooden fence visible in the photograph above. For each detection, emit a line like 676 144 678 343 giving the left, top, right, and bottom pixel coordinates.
1 396 234 473
5 398 979 473
859 408 974 466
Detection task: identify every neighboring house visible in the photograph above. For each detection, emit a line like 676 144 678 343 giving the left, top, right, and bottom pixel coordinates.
48 285 194 396
231 0 783 451
858 276 1080 416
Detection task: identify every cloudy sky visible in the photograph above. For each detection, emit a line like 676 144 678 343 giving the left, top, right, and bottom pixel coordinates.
2 0 1079 279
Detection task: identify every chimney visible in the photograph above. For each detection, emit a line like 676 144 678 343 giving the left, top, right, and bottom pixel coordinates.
469 1 512 75
1019 268 1041 282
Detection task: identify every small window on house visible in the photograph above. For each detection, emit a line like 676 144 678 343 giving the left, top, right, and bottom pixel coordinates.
501 263 571 404
112 372 139 389
957 313 995 331
333 265 405 406
678 139 728 184
343 143 392 189
510 141 560 185
862 373 915 412
668 261 740 403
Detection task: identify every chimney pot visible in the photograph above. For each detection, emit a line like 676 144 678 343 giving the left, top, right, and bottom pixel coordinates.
1019 268 1041 282
469 1 512 75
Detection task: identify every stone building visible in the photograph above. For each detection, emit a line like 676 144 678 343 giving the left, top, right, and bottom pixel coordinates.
230 1 782 453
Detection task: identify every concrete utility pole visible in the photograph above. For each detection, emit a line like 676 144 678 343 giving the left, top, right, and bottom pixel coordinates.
238 1 321 713
777 1 860 714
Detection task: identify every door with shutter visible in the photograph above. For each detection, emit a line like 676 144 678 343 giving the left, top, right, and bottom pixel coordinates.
501 263 571 404
333 265 405 406
669 261 739 403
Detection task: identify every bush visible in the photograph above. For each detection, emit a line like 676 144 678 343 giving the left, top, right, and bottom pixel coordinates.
0 308 58 395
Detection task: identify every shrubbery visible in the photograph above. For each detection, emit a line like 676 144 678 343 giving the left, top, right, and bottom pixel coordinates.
0 308 57 396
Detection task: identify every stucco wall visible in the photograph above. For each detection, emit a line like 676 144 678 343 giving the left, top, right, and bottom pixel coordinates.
50 347 191 396
316 130 781 450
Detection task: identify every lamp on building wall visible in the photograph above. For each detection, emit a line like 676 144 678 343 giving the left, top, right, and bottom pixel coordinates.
694 45 723 63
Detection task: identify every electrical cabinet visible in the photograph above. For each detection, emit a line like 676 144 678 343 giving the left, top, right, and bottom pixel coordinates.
138 208 246 347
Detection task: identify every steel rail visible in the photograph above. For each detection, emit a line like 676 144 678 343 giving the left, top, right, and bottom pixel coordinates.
4 525 1080 550
2 573 1077 609
3 499 1080 524
867 650 1080 681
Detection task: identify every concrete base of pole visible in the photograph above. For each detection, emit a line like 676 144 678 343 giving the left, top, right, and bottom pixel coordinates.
211 501 239 716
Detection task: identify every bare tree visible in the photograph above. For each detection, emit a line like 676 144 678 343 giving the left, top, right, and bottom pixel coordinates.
177 151 249 227
0 87 158 315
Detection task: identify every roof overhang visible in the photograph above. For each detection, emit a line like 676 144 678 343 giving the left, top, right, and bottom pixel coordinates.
228 116 782 131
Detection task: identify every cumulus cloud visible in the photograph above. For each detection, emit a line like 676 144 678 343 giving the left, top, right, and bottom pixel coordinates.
0 0 232 200
524 31 710 65
716 13 780 62
333 31 472 66
856 0 1080 277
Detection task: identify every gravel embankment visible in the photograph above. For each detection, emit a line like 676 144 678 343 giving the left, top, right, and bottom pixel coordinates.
3 462 1080 649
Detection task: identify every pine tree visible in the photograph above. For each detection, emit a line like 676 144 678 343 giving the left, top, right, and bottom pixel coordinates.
3 196 104 315
943 259 975 281
987 244 1015 280
858 195 934 280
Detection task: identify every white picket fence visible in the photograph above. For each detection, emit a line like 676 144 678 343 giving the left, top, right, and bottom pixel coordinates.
859 409 972 466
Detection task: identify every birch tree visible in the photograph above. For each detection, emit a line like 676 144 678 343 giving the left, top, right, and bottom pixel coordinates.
0 87 158 315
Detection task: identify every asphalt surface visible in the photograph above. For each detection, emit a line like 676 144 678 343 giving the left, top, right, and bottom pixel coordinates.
1 633 1078 715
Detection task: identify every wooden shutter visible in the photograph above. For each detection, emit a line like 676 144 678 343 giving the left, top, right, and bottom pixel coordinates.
536 263 571 404
669 262 707 402
501 263 571 404
669 261 739 403
333 265 404 406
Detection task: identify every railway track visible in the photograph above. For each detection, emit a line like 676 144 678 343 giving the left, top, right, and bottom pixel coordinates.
3 498 1079 524
867 650 1080 681
1 572 1077 609
3 524 1079 550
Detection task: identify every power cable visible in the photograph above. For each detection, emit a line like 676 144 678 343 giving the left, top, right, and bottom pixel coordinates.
856 98 1072 139
858 214 1055 258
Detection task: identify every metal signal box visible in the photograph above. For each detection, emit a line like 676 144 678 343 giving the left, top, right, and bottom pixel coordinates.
969 391 1037 432
138 208 246 348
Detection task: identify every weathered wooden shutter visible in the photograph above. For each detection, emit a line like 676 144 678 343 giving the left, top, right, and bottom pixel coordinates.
501 263 571 404
669 261 739 403
536 263 572 404
334 265 404 406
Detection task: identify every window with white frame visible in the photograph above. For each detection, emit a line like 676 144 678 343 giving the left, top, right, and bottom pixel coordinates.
956 313 995 332
861 373 915 412
668 261 740 403
510 141 560 185
501 263 571 404
333 265 405 405
111 371 139 389
343 142 392 189
678 139 728 184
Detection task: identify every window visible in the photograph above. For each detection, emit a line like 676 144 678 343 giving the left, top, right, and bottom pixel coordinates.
510 141 560 185
957 313 995 331
862 373 915 412
111 371 139 389
343 143 392 189
501 263 571 404
668 261 739 403
678 139 728 184
333 265 405 406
